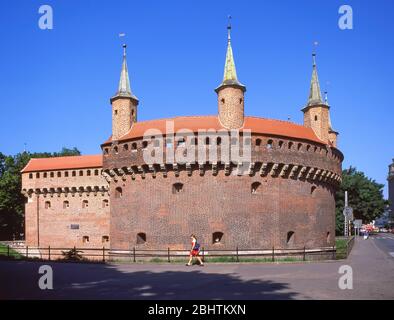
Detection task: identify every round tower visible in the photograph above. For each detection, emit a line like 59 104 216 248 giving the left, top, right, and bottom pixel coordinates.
215 18 246 129
110 44 139 140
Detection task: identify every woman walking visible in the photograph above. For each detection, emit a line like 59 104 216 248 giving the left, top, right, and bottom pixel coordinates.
186 234 204 266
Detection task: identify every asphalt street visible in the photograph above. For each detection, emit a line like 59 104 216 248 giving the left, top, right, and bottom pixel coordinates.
1 236 393 300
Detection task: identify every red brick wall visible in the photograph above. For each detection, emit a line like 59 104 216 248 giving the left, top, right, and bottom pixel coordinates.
104 133 342 251
22 168 110 249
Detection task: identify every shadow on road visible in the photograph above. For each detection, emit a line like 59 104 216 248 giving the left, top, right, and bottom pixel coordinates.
0 261 298 300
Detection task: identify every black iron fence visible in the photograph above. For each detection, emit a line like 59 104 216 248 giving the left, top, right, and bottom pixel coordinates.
0 244 337 262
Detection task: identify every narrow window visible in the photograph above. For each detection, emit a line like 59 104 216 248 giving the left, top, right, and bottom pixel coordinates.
70 224 79 230
36 172 40 178
212 232 224 244
94 169 99 176
65 171 69 177
221 98 225 104
326 232 331 244
57 171 61 177
82 236 90 243
123 144 129 151
87 170 91 176
286 231 295 245
44 172 48 178
288 142 293 150
104 148 109 155
217 137 222 145
82 200 88 208
131 143 137 151
50 172 54 178
114 109 118 115
256 139 262 146
63 200 69 209
137 233 146 244
45 201 51 209
278 141 284 148
142 141 148 149
205 137 210 145
102 199 109 208
311 185 317 195
29 173 33 179
115 187 122 198
114 146 118 154
251 182 261 194
79 170 83 176
306 145 311 152
314 115 318 121
102 236 109 243
297 143 302 151
239 98 243 104
72 171 76 177
172 183 183 194
267 139 273 149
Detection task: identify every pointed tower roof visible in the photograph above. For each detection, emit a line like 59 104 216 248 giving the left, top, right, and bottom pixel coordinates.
306 53 324 107
111 44 138 102
215 17 246 93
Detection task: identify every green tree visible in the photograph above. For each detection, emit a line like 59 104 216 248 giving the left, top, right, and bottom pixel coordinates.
0 148 80 240
335 167 388 235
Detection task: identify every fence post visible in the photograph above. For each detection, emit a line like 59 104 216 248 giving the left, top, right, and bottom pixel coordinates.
202 247 205 262
236 246 239 262
272 246 275 262
303 246 306 261
167 247 170 263
7 245 10 257
48 246 51 261
102 246 105 262
133 247 136 263
26 246 29 259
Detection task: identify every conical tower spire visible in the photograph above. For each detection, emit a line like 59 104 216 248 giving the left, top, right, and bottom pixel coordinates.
112 44 138 101
110 43 139 140
215 16 245 92
307 53 324 106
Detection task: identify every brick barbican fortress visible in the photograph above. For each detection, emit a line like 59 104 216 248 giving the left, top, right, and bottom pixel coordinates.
21 24 343 253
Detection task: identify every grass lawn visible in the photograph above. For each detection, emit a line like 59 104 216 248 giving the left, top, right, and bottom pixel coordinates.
0 243 22 259
335 238 348 259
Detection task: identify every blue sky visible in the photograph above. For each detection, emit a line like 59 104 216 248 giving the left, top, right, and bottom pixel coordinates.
0 0 393 197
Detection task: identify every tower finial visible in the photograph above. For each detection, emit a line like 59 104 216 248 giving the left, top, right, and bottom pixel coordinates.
227 15 232 41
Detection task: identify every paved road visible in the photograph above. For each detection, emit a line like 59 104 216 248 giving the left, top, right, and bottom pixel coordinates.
370 233 394 258
1 237 394 300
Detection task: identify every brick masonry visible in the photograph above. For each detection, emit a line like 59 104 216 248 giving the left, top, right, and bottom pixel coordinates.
22 168 110 249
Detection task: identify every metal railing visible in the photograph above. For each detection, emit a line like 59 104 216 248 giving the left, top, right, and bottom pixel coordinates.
0 244 337 263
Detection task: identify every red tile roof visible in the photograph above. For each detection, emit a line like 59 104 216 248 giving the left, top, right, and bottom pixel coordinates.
21 155 102 173
103 115 325 145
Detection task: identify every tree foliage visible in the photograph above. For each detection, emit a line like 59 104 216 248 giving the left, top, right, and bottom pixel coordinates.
0 148 80 240
335 167 388 235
